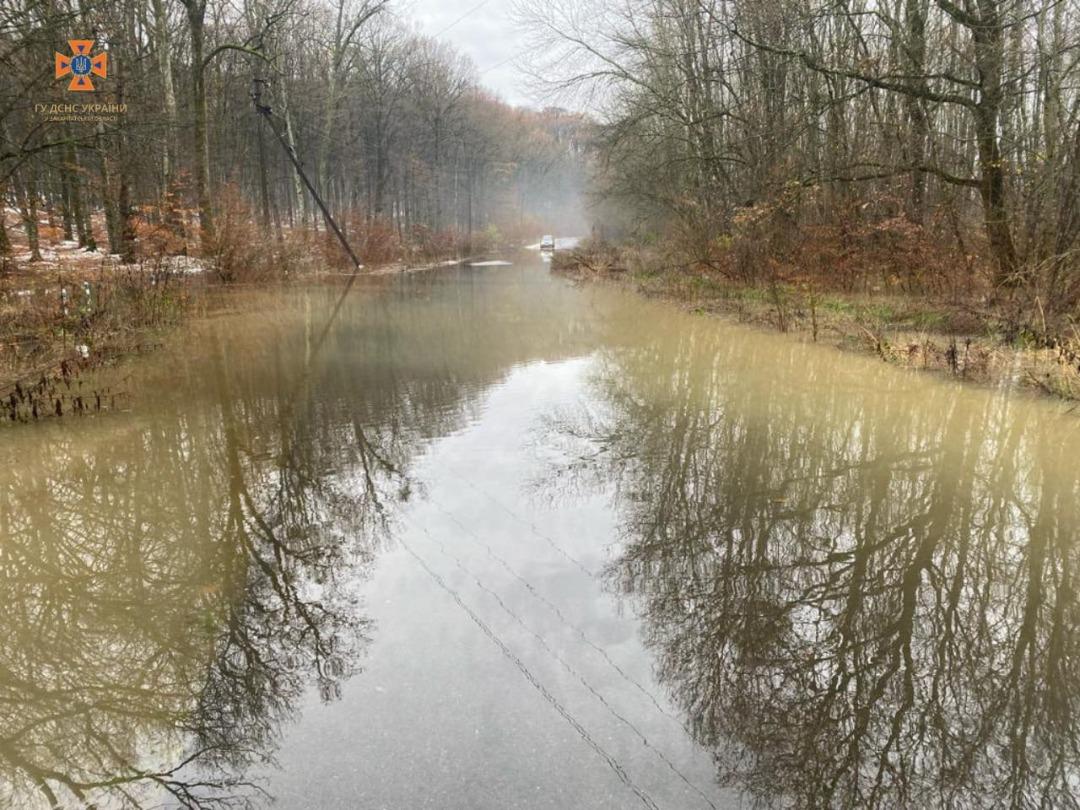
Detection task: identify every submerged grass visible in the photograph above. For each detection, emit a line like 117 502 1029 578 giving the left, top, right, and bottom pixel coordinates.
0 261 196 421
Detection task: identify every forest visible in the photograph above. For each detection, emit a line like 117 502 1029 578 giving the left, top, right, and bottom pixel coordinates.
4 0 1080 395
0 0 592 399
0 0 587 266
6 4 1080 809
534 0 1080 370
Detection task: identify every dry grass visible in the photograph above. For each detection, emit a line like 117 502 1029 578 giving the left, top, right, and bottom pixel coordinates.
556 232 1080 402
0 261 195 421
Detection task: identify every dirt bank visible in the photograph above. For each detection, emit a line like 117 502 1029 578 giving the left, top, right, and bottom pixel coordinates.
553 242 1080 402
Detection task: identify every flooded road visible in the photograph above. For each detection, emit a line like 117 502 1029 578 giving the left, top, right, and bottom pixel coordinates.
2 251 1080 808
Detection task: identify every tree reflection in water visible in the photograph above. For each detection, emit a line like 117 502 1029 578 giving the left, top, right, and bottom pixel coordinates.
0 274 598 809
0 307 418 807
0 355 402 807
544 321 1080 808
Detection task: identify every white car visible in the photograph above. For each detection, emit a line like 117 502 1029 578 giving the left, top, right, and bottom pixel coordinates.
540 235 555 251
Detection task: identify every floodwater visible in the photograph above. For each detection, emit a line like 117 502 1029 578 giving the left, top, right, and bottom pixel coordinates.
2 249 1080 809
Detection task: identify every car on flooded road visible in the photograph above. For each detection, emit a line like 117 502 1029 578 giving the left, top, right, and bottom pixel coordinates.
540 235 555 251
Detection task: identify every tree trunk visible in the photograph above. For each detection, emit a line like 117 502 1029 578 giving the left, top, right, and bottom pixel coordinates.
0 182 10 256
256 111 272 231
115 50 136 263
59 158 74 241
152 0 178 199
66 143 94 250
97 124 122 255
975 112 1018 285
279 80 307 225
903 0 930 223
971 2 1019 285
183 0 215 245
18 170 42 263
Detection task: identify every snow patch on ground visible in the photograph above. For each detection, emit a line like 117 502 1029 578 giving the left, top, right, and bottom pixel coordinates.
8 242 210 275
14 249 61 262
158 255 208 274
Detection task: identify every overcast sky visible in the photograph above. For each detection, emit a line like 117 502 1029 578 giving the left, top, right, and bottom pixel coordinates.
398 0 537 108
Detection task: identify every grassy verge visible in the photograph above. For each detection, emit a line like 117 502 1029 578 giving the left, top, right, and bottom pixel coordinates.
554 241 1080 401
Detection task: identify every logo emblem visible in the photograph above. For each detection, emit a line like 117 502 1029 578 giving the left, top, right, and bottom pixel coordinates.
55 40 107 92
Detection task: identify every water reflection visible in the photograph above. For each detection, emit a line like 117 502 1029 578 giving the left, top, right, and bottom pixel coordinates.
0 270 596 808
0 359 393 808
546 317 1080 808
8 264 1080 808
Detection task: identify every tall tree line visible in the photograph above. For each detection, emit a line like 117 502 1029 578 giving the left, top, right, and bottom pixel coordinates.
525 0 1080 298
0 0 588 261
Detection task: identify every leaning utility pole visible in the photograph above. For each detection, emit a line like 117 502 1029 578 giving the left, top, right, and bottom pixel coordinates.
251 78 363 272
251 79 367 367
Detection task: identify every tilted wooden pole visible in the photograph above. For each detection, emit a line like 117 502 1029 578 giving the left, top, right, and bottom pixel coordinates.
251 79 363 271
251 79 368 367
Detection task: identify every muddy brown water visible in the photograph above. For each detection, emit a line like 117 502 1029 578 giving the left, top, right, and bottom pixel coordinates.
2 251 1079 809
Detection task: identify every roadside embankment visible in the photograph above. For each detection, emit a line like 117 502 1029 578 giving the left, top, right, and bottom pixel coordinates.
553 239 1080 401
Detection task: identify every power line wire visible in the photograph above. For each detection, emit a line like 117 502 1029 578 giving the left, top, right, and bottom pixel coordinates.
478 54 515 76
431 0 491 38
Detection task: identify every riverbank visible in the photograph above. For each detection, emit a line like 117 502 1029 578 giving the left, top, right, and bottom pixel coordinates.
553 240 1080 401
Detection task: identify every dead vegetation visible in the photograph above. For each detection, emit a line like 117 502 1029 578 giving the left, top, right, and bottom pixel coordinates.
0 252 196 419
555 211 1080 401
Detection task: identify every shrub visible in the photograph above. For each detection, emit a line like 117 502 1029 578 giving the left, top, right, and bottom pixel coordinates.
204 186 276 284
